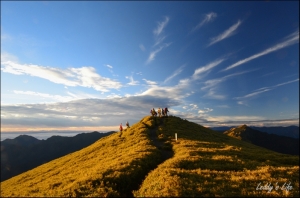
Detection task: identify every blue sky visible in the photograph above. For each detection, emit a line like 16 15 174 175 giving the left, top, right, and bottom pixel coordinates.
1 1 299 132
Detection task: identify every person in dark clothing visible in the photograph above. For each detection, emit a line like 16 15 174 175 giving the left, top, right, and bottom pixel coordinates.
126 121 130 128
164 107 169 116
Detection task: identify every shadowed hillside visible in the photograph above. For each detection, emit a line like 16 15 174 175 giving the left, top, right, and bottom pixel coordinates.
1 131 114 182
223 125 299 155
210 126 299 139
1 116 299 197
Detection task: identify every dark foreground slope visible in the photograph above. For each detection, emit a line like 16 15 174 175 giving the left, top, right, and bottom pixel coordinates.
223 125 299 155
1 132 114 182
1 116 299 197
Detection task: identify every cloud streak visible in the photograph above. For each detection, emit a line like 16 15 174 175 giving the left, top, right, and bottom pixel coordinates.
153 16 169 36
125 75 139 86
208 20 242 47
146 43 172 64
223 29 299 71
1 60 122 92
235 78 299 100
164 64 186 83
191 12 217 33
192 58 226 80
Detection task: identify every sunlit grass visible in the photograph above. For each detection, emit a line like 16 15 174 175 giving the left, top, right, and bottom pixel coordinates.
1 115 299 197
1 116 161 197
134 116 299 197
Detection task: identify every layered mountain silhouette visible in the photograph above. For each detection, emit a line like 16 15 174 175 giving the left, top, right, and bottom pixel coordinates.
1 116 299 197
210 125 299 139
223 125 299 155
1 131 114 182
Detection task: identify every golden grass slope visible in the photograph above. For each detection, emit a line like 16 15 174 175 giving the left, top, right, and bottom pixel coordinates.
1 116 161 197
133 116 299 197
1 116 299 197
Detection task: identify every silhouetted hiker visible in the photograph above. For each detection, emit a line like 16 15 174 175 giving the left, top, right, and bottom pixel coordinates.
162 108 165 116
119 123 123 132
158 108 161 117
164 107 169 116
126 121 130 128
152 108 157 117
150 109 153 116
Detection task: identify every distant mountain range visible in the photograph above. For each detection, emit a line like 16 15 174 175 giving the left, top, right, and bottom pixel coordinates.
223 125 299 155
1 131 115 182
210 125 299 139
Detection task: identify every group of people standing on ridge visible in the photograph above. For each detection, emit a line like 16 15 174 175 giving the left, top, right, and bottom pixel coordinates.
151 107 169 117
119 121 129 132
119 107 169 132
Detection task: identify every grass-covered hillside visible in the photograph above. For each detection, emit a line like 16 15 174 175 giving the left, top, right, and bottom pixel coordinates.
1 116 299 197
223 125 299 155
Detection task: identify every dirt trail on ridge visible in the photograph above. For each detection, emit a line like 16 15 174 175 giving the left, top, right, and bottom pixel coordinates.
148 117 174 162
128 117 174 197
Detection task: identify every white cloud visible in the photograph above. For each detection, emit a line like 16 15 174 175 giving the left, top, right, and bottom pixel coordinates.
203 89 226 100
153 35 167 47
235 78 299 101
223 29 299 71
193 58 225 79
202 69 255 90
106 64 113 69
153 16 169 36
13 90 75 102
198 107 213 114
126 75 139 86
208 20 242 47
164 64 185 83
191 12 217 32
143 78 157 86
146 43 172 64
1 59 122 92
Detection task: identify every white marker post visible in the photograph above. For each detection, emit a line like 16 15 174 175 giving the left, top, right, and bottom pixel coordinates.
175 133 177 141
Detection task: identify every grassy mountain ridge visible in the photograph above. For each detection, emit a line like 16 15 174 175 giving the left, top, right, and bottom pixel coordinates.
1 131 115 182
1 116 299 197
223 125 299 155
210 126 299 139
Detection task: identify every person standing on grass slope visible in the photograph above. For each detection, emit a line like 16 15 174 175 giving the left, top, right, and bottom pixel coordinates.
119 123 123 132
164 107 169 116
126 121 130 128
152 108 157 117
158 108 161 117
162 108 165 117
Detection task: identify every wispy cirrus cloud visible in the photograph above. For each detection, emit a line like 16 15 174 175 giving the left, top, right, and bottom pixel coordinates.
200 70 255 100
208 20 242 47
13 90 75 102
164 64 186 83
125 75 139 86
223 29 299 71
142 78 157 86
105 64 113 69
192 58 226 80
146 16 171 64
1 58 122 92
153 16 169 36
235 78 299 101
146 42 172 64
198 107 213 114
202 69 257 90
191 12 217 33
